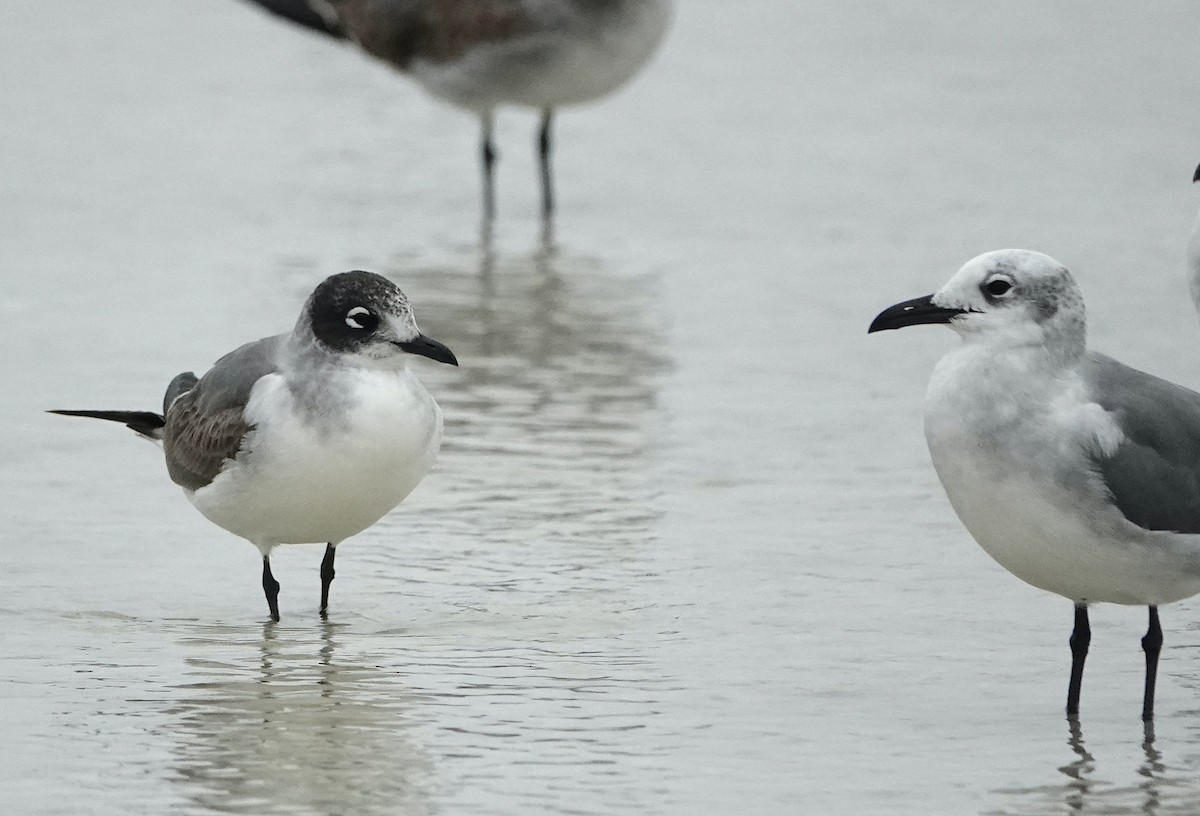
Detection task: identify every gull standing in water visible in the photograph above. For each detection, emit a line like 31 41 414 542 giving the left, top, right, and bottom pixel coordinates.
238 0 674 220
870 249 1200 720
52 271 458 621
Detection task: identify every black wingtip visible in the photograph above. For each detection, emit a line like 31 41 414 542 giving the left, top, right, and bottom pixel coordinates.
1193 162 1200 184
49 409 166 438
241 0 347 39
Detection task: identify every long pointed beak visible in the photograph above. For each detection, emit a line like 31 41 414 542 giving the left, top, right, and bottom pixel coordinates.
396 334 459 366
868 294 967 333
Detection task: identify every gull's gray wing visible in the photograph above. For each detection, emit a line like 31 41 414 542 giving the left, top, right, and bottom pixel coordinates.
335 0 534 67
1085 353 1200 534
163 372 198 414
163 335 286 492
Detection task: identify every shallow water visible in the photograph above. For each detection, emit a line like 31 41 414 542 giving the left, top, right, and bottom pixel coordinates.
7 1 1200 813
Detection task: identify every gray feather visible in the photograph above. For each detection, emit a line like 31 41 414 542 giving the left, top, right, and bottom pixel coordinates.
334 0 534 68
1086 353 1200 534
163 336 285 492
163 372 198 414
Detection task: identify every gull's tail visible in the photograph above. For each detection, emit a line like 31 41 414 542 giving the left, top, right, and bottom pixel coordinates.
48 409 165 441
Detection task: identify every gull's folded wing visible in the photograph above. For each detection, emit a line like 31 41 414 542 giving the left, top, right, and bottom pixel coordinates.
1086 353 1200 535
163 336 285 492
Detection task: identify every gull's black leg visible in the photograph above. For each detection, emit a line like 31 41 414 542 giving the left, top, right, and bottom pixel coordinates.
481 111 497 222
1067 603 1090 718
262 556 281 623
537 107 554 220
1142 605 1163 721
319 543 337 619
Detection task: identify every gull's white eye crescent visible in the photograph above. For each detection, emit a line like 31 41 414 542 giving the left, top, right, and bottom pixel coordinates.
345 306 374 330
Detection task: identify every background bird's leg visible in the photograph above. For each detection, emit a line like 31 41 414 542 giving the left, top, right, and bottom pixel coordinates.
1067 603 1090 718
319 542 337 619
538 108 554 220
1141 605 1163 721
262 556 281 622
481 111 497 222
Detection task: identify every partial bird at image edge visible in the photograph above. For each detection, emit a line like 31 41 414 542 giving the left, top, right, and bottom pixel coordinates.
235 0 674 221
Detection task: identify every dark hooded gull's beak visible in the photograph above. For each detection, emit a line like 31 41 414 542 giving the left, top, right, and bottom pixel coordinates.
868 294 968 333
396 334 459 366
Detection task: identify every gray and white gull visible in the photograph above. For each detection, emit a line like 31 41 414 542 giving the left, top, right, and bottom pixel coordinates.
52 271 458 621
870 248 1200 720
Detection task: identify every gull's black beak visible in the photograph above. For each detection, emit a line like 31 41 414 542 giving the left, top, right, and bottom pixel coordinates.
868 294 967 333
1193 162 1200 184
397 334 459 366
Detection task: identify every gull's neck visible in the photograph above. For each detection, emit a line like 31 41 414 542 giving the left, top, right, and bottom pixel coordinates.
931 324 1088 420
954 314 1086 370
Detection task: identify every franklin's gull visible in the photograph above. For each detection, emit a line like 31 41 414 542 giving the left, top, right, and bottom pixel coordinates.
52 271 458 621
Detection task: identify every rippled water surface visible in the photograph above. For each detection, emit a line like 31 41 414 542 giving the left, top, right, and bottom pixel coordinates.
8 2 1200 814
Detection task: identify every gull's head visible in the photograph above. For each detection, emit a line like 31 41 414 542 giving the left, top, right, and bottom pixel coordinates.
869 249 1086 357
300 271 458 367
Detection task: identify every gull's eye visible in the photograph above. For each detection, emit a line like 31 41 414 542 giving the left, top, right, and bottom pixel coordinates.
985 278 1013 297
345 306 378 331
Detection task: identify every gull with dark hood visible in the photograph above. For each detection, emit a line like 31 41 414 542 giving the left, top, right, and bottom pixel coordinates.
52 270 458 622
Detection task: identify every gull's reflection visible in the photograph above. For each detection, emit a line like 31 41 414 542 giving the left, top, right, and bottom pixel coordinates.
1059 718 1097 812
169 621 432 816
1056 718 1176 815
476 198 556 251
384 237 671 551
991 717 1185 816
1139 721 1165 815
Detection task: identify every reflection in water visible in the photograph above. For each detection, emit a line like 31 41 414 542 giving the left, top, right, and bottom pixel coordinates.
376 236 671 568
270 235 670 575
1059 718 1096 811
170 622 432 816
990 718 1191 816
1139 722 1165 815
376 241 676 811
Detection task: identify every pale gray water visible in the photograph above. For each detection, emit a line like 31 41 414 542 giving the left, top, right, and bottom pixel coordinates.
7 1 1200 814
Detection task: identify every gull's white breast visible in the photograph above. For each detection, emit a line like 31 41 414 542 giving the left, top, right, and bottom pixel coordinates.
923 346 1200 605
188 367 443 551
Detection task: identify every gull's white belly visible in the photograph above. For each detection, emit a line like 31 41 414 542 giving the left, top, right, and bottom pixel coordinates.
188 370 442 551
926 441 1200 604
924 351 1200 605
410 2 672 110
